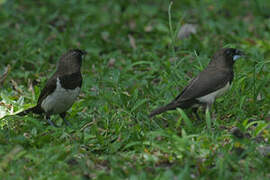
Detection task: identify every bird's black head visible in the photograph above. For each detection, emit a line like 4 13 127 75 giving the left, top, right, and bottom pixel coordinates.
57 49 87 74
70 49 87 56
211 48 244 68
224 48 244 62
67 49 87 66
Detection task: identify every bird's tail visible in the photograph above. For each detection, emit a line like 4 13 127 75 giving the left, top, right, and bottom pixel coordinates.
149 102 178 118
17 106 42 116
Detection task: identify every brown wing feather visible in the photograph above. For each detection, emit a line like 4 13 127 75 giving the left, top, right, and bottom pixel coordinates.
174 68 233 103
37 77 57 106
18 76 57 116
37 72 82 105
149 68 233 118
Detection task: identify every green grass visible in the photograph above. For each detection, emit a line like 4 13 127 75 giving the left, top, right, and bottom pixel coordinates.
1 0 270 179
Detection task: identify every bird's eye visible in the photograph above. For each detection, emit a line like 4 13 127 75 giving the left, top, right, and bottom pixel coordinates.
225 50 231 55
235 49 241 55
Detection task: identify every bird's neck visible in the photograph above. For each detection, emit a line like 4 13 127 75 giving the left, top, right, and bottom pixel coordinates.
209 59 234 70
56 65 81 75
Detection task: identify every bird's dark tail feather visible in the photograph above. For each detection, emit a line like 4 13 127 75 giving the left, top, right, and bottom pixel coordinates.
17 106 43 116
149 102 178 118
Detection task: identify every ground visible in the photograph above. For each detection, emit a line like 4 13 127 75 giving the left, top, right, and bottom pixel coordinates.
1 0 270 179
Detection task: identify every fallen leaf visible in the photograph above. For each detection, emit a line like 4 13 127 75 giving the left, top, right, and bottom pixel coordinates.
0 65 10 88
10 79 23 94
257 93 263 101
28 79 35 97
178 24 198 40
108 58 116 68
129 20 136 30
128 34 137 50
144 25 153 32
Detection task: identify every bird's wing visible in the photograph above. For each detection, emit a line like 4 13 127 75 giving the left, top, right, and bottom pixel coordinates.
37 77 57 105
38 72 82 104
174 68 233 103
37 72 82 105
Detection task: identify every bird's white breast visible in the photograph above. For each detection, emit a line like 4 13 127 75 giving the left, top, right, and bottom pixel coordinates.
197 82 231 104
41 78 80 114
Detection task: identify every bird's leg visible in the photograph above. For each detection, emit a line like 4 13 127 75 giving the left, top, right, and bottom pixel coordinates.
206 103 212 112
204 103 214 128
212 102 218 120
192 108 202 121
60 112 71 126
205 103 212 118
45 115 57 127
206 103 218 120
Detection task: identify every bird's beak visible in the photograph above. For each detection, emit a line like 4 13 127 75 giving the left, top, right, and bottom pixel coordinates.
233 50 245 61
237 50 245 56
81 50 87 56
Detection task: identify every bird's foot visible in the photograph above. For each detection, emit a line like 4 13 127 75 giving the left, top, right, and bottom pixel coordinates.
47 119 58 127
194 111 202 121
192 108 202 121
63 118 71 126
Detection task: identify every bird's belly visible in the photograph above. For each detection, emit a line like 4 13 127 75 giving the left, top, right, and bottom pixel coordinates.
41 86 80 114
197 82 230 104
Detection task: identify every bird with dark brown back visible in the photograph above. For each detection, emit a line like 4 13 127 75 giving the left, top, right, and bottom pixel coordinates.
149 48 244 119
18 49 86 127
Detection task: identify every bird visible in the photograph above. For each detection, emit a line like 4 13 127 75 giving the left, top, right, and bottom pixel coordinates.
18 49 86 127
149 48 244 118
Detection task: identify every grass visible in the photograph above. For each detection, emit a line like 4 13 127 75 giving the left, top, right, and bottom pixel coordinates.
1 0 270 179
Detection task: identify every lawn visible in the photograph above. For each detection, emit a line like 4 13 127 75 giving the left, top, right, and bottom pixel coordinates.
1 0 270 179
